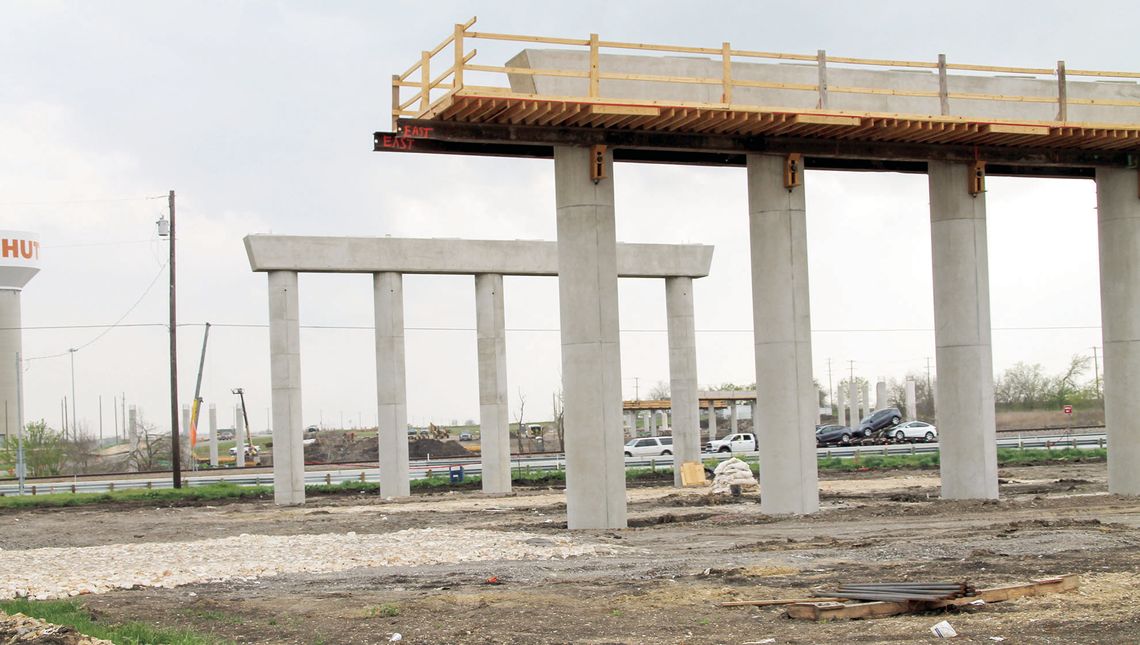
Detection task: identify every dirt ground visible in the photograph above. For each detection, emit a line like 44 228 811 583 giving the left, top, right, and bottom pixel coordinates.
3 461 1138 644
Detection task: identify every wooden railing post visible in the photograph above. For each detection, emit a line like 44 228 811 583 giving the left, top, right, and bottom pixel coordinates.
721 42 732 103
454 23 465 90
938 54 949 115
589 33 600 97
420 50 431 112
816 49 828 109
1056 60 1068 122
390 74 400 131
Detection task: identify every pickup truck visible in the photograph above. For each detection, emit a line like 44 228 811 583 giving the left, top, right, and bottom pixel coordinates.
704 433 757 453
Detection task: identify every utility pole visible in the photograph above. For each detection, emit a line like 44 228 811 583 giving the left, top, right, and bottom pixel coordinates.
69 348 77 437
826 358 834 418
633 376 640 401
1090 346 1101 399
98 394 103 442
159 189 182 488
925 356 933 392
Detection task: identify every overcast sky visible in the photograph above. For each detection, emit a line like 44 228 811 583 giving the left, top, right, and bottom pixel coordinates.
2 1 1134 436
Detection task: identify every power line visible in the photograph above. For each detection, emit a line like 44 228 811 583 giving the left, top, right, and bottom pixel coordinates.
0 195 167 206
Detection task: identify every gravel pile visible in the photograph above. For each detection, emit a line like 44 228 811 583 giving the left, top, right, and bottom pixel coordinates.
0 611 112 644
0 528 628 601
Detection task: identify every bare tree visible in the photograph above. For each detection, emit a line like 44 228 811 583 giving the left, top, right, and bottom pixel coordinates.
514 388 526 454
553 390 565 452
648 381 670 400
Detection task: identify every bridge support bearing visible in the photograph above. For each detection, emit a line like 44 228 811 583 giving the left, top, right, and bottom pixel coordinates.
747 153 820 515
929 161 999 499
1097 167 1140 495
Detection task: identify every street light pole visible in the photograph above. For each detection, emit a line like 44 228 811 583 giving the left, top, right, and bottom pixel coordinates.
68 348 77 438
159 190 182 488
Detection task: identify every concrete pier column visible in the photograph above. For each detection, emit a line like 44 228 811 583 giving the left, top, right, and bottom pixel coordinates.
208 404 219 467
929 160 998 499
268 270 304 505
374 271 411 498
649 411 657 436
905 379 917 420
475 273 511 495
181 405 191 441
876 381 887 411
706 402 716 441
836 387 846 426
861 382 871 415
1096 167 1140 495
666 276 700 486
747 153 819 515
729 401 738 434
847 381 858 429
554 145 625 529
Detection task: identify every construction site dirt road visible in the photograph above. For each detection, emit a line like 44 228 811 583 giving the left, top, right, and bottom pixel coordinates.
3 461 1137 644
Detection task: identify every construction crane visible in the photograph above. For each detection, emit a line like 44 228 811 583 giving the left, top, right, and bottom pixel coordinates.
188 323 211 469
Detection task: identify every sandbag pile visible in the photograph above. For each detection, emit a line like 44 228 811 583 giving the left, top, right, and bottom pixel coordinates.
711 457 758 495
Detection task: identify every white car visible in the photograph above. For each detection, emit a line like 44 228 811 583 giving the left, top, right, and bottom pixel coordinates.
623 436 673 457
704 433 757 453
890 421 937 443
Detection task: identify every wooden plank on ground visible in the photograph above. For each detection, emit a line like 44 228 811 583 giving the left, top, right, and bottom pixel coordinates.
721 597 845 607
680 461 707 487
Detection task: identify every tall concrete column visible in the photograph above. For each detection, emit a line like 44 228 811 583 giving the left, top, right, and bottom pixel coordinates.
747 153 819 515
374 271 411 498
707 402 716 441
847 381 858 428
554 145 626 529
649 411 657 436
861 382 871 415
181 405 191 440
1097 167 1140 495
475 273 511 495
729 401 738 434
208 404 219 467
905 379 917 420
876 381 887 411
268 270 304 505
929 160 998 500
666 276 700 486
836 387 846 426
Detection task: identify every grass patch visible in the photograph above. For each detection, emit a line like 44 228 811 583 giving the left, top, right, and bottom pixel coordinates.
0 598 227 644
997 447 1105 465
0 482 270 510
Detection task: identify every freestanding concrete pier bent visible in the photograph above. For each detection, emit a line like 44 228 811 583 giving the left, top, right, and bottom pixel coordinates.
246 235 712 509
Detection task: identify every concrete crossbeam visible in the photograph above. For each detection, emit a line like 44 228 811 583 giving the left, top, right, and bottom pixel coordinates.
1096 167 1140 496
747 153 819 515
268 270 305 505
475 273 511 494
929 160 998 500
555 145 626 530
245 236 711 279
374 272 411 498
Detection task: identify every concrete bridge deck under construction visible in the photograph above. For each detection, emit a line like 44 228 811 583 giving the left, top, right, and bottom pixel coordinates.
371 18 1140 529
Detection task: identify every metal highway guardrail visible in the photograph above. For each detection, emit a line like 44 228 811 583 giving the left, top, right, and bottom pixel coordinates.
0 433 1105 496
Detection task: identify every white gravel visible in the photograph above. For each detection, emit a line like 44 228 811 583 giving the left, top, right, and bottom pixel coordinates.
0 528 628 601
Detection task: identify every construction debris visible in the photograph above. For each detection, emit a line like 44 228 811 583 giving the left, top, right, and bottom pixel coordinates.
721 575 1079 621
930 620 958 637
710 458 757 495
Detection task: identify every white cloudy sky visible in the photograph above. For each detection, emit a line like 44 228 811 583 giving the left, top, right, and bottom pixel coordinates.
2 0 1133 436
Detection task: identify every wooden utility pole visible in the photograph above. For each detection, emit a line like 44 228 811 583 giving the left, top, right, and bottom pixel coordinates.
167 190 182 488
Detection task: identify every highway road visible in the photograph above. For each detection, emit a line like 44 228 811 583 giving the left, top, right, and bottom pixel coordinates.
0 432 1106 496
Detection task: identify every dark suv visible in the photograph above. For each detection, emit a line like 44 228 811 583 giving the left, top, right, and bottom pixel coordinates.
857 407 903 434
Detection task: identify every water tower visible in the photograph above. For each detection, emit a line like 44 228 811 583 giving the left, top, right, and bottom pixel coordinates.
0 231 40 441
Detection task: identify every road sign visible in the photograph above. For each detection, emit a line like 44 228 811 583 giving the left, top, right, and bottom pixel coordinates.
1063 405 1073 415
